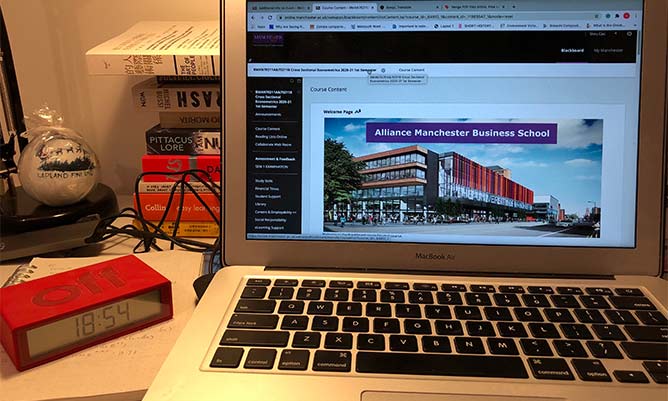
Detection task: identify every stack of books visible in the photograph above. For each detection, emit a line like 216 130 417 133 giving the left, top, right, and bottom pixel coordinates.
86 21 221 237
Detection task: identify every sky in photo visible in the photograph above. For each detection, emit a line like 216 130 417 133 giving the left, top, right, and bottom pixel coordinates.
325 118 603 217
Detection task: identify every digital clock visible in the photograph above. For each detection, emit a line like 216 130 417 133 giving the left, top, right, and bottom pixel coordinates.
0 255 173 371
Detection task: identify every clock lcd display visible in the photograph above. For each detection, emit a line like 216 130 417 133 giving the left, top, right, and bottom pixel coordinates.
25 290 163 358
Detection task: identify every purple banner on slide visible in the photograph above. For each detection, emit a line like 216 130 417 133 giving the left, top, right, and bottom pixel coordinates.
366 122 557 144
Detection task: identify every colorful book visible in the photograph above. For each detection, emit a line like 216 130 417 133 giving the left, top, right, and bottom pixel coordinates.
134 192 220 221
141 155 221 182
145 125 221 155
86 21 220 76
159 112 221 129
132 78 221 112
132 220 219 238
138 180 217 193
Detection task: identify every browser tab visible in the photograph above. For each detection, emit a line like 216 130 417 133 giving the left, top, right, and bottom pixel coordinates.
313 3 378 13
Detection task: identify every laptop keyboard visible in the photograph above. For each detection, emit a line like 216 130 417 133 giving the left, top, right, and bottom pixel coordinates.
209 278 668 384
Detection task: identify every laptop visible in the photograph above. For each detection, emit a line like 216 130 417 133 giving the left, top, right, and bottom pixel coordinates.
144 1 668 400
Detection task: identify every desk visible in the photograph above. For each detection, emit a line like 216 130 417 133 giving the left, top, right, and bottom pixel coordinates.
0 233 207 401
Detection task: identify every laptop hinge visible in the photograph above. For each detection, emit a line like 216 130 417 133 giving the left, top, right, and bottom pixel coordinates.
264 266 615 281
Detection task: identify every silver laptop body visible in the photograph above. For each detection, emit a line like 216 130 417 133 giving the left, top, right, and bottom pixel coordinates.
144 1 668 400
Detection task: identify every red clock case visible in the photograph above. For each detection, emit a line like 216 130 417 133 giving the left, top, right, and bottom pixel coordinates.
0 255 173 371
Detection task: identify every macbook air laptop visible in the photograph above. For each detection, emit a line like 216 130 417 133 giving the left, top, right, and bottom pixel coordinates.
144 1 667 400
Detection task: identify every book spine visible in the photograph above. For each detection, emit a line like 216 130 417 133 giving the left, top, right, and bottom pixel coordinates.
156 76 220 84
86 54 221 76
134 192 220 221
138 181 215 193
132 219 219 237
132 84 221 112
145 127 221 155
159 112 221 129
141 155 221 182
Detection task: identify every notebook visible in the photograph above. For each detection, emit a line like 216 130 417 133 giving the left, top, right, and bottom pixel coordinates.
144 1 668 400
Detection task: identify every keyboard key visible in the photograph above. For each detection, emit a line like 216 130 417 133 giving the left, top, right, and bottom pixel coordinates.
484 307 513 321
220 330 289 347
385 282 409 290
466 321 496 337
515 308 544 322
324 333 353 349
278 349 310 370
498 285 525 293
312 316 339 331
366 303 392 317
356 352 528 378
554 340 588 357
493 293 521 307
313 350 351 372
409 291 434 304
643 361 668 373
487 338 519 355
268 287 294 299
425 305 452 319
587 341 623 359
373 318 400 333
586 287 613 296
307 301 333 315
413 283 437 291
329 280 353 288
228 314 278 329
571 359 611 382
244 348 276 369
324 288 349 301
624 326 668 342
210 347 244 368
561 324 593 340
281 315 309 330
405 319 432 334
337 302 362 316
422 336 451 353
441 284 467 292
247 278 271 286
497 322 528 338
390 335 419 352
435 320 464 335
235 299 276 313
437 291 463 305
357 281 381 289
592 324 627 341
544 309 575 323
574 309 606 324
520 339 553 356
579 295 610 309
615 288 644 296
465 293 492 306
380 290 405 303
649 372 668 384
550 295 580 308
278 300 304 314
358 334 385 351
522 294 550 307
621 342 668 360
455 337 485 354
614 370 649 383
609 296 657 310
529 323 560 339
342 317 369 332
396 304 422 318
470 284 496 293
292 331 321 348
556 286 583 295
302 280 326 288
636 311 668 326
605 309 638 325
527 286 554 294
297 288 321 300
275 279 298 286
528 357 574 380
455 306 482 320
352 289 377 302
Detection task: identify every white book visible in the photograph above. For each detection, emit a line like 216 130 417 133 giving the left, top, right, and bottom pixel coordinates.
86 21 220 76
132 78 221 111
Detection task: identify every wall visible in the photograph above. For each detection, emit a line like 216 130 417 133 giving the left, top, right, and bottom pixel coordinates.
1 0 219 195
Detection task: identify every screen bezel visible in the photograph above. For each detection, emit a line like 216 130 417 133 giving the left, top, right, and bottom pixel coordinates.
224 0 667 276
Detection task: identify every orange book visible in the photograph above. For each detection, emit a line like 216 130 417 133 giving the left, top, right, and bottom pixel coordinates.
134 192 220 221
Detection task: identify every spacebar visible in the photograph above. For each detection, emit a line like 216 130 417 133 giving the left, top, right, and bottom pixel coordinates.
356 352 529 378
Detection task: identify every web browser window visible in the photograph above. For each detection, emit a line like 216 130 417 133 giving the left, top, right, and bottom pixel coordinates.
245 0 643 247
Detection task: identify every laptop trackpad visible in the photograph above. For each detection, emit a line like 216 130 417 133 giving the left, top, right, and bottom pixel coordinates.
362 392 564 401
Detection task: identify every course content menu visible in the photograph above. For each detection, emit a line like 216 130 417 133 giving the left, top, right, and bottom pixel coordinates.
247 77 302 234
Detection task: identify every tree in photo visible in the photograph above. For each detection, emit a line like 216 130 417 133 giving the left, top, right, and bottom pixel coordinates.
324 138 365 212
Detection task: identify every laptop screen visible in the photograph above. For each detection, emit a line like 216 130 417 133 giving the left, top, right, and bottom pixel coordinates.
245 0 643 248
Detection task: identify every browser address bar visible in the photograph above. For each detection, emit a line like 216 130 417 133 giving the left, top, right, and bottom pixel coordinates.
278 12 599 21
